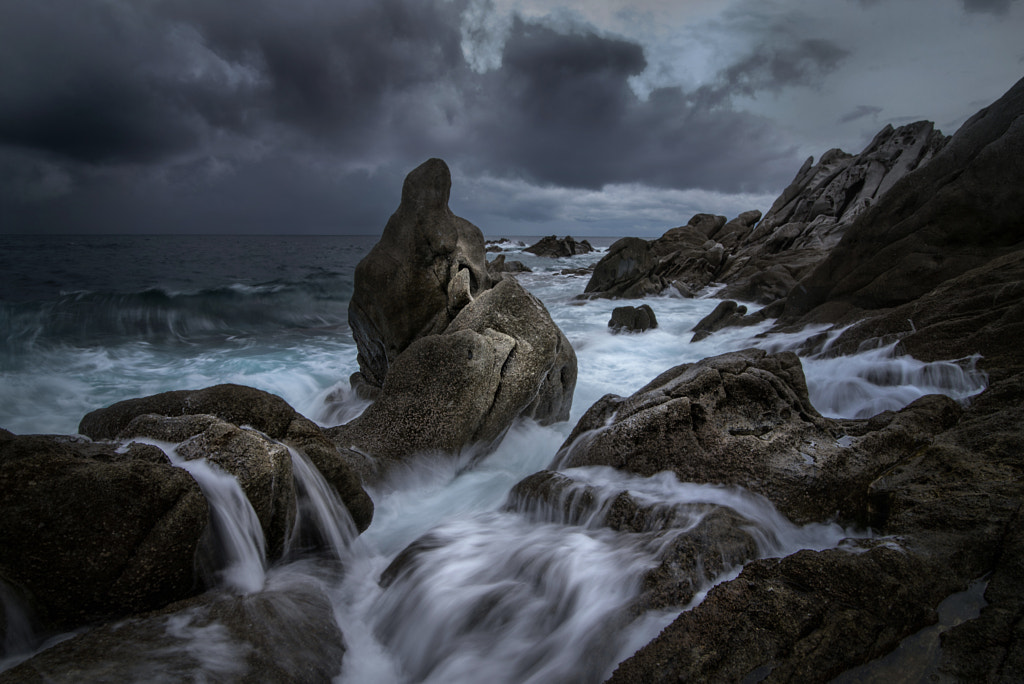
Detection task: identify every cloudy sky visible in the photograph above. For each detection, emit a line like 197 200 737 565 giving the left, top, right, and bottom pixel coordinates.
1 0 1021 237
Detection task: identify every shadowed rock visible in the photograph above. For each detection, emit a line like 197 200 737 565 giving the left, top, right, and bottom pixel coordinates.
347 158 492 389
524 235 594 257
328 277 576 483
0 431 209 630
0 576 346 683
78 383 373 533
608 304 658 333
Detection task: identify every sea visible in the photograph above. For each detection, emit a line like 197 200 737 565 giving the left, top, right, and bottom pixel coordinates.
0 234 990 681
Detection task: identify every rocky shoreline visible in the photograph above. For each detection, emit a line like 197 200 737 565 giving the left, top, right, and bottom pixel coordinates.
2 76 1023 682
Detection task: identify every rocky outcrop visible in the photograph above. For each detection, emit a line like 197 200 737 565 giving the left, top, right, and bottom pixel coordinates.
328 277 576 483
552 348 961 525
0 576 346 683
689 300 770 342
486 253 531 279
582 217 732 299
780 75 1024 324
597 78 1024 683
78 383 373 533
524 235 594 257
608 305 657 333
0 431 209 630
331 160 577 483
347 158 492 390
583 120 952 307
759 121 949 239
116 414 296 559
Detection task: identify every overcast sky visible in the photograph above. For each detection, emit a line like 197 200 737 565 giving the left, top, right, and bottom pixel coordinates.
1 0 1021 237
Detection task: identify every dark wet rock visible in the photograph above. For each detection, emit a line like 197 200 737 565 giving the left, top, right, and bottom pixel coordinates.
118 414 295 560
524 235 594 257
583 237 661 299
553 348 966 526
689 300 769 342
347 158 492 390
328 277 576 483
0 433 208 630
78 384 373 534
607 544 942 684
583 212 766 299
486 253 531 279
805 248 1024 382
781 76 1024 324
608 305 658 333
0 576 346 684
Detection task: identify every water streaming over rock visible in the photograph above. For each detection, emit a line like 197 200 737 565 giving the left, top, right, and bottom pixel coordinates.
0 235 993 680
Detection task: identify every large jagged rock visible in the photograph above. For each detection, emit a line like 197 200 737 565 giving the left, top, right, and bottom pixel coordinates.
603 367 1024 683
116 414 296 560
759 121 948 238
524 235 594 257
331 160 577 482
0 576 346 684
551 348 961 525
328 277 576 483
781 75 1024 323
608 304 658 333
78 383 373 533
0 431 209 630
710 121 949 306
347 158 492 389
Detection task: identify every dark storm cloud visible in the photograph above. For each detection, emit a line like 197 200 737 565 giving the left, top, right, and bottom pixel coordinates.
838 105 884 124
460 20 841 192
0 1 207 163
0 0 842 232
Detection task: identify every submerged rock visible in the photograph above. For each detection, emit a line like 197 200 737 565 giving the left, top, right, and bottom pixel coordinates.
524 235 594 257
608 305 658 333
79 383 373 534
0 431 209 630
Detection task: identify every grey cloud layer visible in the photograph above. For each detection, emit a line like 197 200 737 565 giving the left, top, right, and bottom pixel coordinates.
1 0 1013 233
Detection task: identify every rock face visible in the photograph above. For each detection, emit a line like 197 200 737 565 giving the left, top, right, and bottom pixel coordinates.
0 431 209 630
608 305 658 333
331 160 577 483
329 277 576 482
781 75 1024 324
524 235 594 257
78 383 373 533
347 158 492 390
583 120 950 307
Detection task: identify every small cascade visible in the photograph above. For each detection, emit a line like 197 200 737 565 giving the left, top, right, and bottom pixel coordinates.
801 343 988 418
134 440 268 594
285 446 360 561
362 466 862 684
